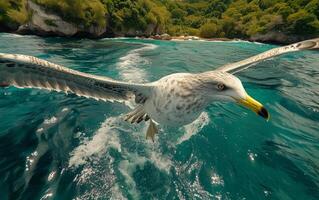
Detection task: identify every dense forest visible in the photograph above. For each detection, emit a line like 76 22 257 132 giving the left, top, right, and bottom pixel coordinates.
0 0 319 42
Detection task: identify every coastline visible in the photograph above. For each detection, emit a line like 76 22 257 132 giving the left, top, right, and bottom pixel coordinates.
1 1 318 46
0 30 295 46
2 0 315 46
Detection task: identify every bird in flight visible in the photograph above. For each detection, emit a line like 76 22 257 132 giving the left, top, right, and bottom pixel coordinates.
0 38 318 141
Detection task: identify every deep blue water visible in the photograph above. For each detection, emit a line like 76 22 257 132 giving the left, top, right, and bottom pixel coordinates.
0 33 318 200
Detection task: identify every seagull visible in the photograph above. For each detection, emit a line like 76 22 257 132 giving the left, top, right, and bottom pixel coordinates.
0 38 318 141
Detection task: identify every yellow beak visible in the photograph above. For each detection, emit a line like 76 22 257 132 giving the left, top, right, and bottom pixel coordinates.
237 95 270 120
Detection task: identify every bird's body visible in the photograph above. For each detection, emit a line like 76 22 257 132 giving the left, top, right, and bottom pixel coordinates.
0 38 318 141
144 73 207 127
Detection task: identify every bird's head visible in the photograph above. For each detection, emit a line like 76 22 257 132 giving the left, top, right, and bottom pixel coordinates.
200 71 269 120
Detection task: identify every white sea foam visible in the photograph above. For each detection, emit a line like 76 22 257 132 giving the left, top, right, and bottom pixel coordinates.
175 159 214 199
211 173 224 186
43 116 58 125
149 151 172 172
68 44 158 168
71 119 143 199
117 150 171 198
109 184 127 200
101 37 130 40
47 171 56 182
119 154 147 199
1 33 24 38
73 151 119 200
192 174 215 199
116 43 157 82
68 116 122 167
177 112 210 144
68 42 175 199
69 114 173 198
36 128 44 133
40 192 53 200
253 41 265 45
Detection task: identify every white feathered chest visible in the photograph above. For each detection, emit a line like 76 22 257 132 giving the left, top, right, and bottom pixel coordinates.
144 73 208 127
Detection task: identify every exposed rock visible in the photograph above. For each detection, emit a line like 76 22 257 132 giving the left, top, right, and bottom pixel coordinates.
250 31 310 44
150 33 171 40
17 1 106 37
160 33 171 40
151 34 161 40
87 24 107 37
112 24 162 37
144 24 157 36
17 1 77 36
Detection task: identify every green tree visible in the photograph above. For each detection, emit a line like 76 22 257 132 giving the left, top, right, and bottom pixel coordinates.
287 9 319 34
200 22 219 38
305 0 319 18
0 0 28 29
205 0 228 18
171 8 187 19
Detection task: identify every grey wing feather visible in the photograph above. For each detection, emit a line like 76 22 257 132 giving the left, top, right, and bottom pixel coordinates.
216 38 319 74
0 53 151 102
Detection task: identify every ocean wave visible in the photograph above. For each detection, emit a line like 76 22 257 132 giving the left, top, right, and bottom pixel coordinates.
68 116 122 167
174 158 216 199
69 42 158 168
118 154 147 199
0 33 38 39
101 37 131 40
43 116 58 125
22 108 71 199
116 43 157 82
69 115 173 198
0 33 26 38
177 112 210 145
68 42 176 198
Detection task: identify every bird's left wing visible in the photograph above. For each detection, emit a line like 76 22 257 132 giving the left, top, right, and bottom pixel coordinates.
0 53 151 103
216 38 319 74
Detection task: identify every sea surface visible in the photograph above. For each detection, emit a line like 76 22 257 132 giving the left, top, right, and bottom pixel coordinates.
0 33 318 200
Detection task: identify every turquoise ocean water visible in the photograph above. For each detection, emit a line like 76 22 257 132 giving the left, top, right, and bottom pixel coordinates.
0 33 318 200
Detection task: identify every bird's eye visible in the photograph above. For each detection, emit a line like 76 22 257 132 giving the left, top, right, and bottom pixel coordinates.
217 83 225 91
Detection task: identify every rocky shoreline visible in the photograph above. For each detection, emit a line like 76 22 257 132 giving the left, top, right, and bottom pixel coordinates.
5 29 309 46
1 1 314 45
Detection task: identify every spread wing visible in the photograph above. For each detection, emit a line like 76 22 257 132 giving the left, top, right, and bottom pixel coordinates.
0 53 151 103
216 38 319 74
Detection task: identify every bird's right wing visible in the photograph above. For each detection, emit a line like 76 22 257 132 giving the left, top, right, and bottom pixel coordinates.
216 38 319 74
0 53 152 103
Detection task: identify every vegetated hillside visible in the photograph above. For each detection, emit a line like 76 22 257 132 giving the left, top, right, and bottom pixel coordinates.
166 0 319 42
0 0 318 43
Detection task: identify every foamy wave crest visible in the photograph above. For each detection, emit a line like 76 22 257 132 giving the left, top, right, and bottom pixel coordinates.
117 150 172 199
68 116 122 168
0 33 25 38
101 37 130 40
69 115 172 199
69 116 126 199
68 41 174 199
116 43 157 82
68 114 173 170
177 112 210 144
149 151 172 172
118 153 147 199
43 116 58 125
74 152 124 200
175 157 223 199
